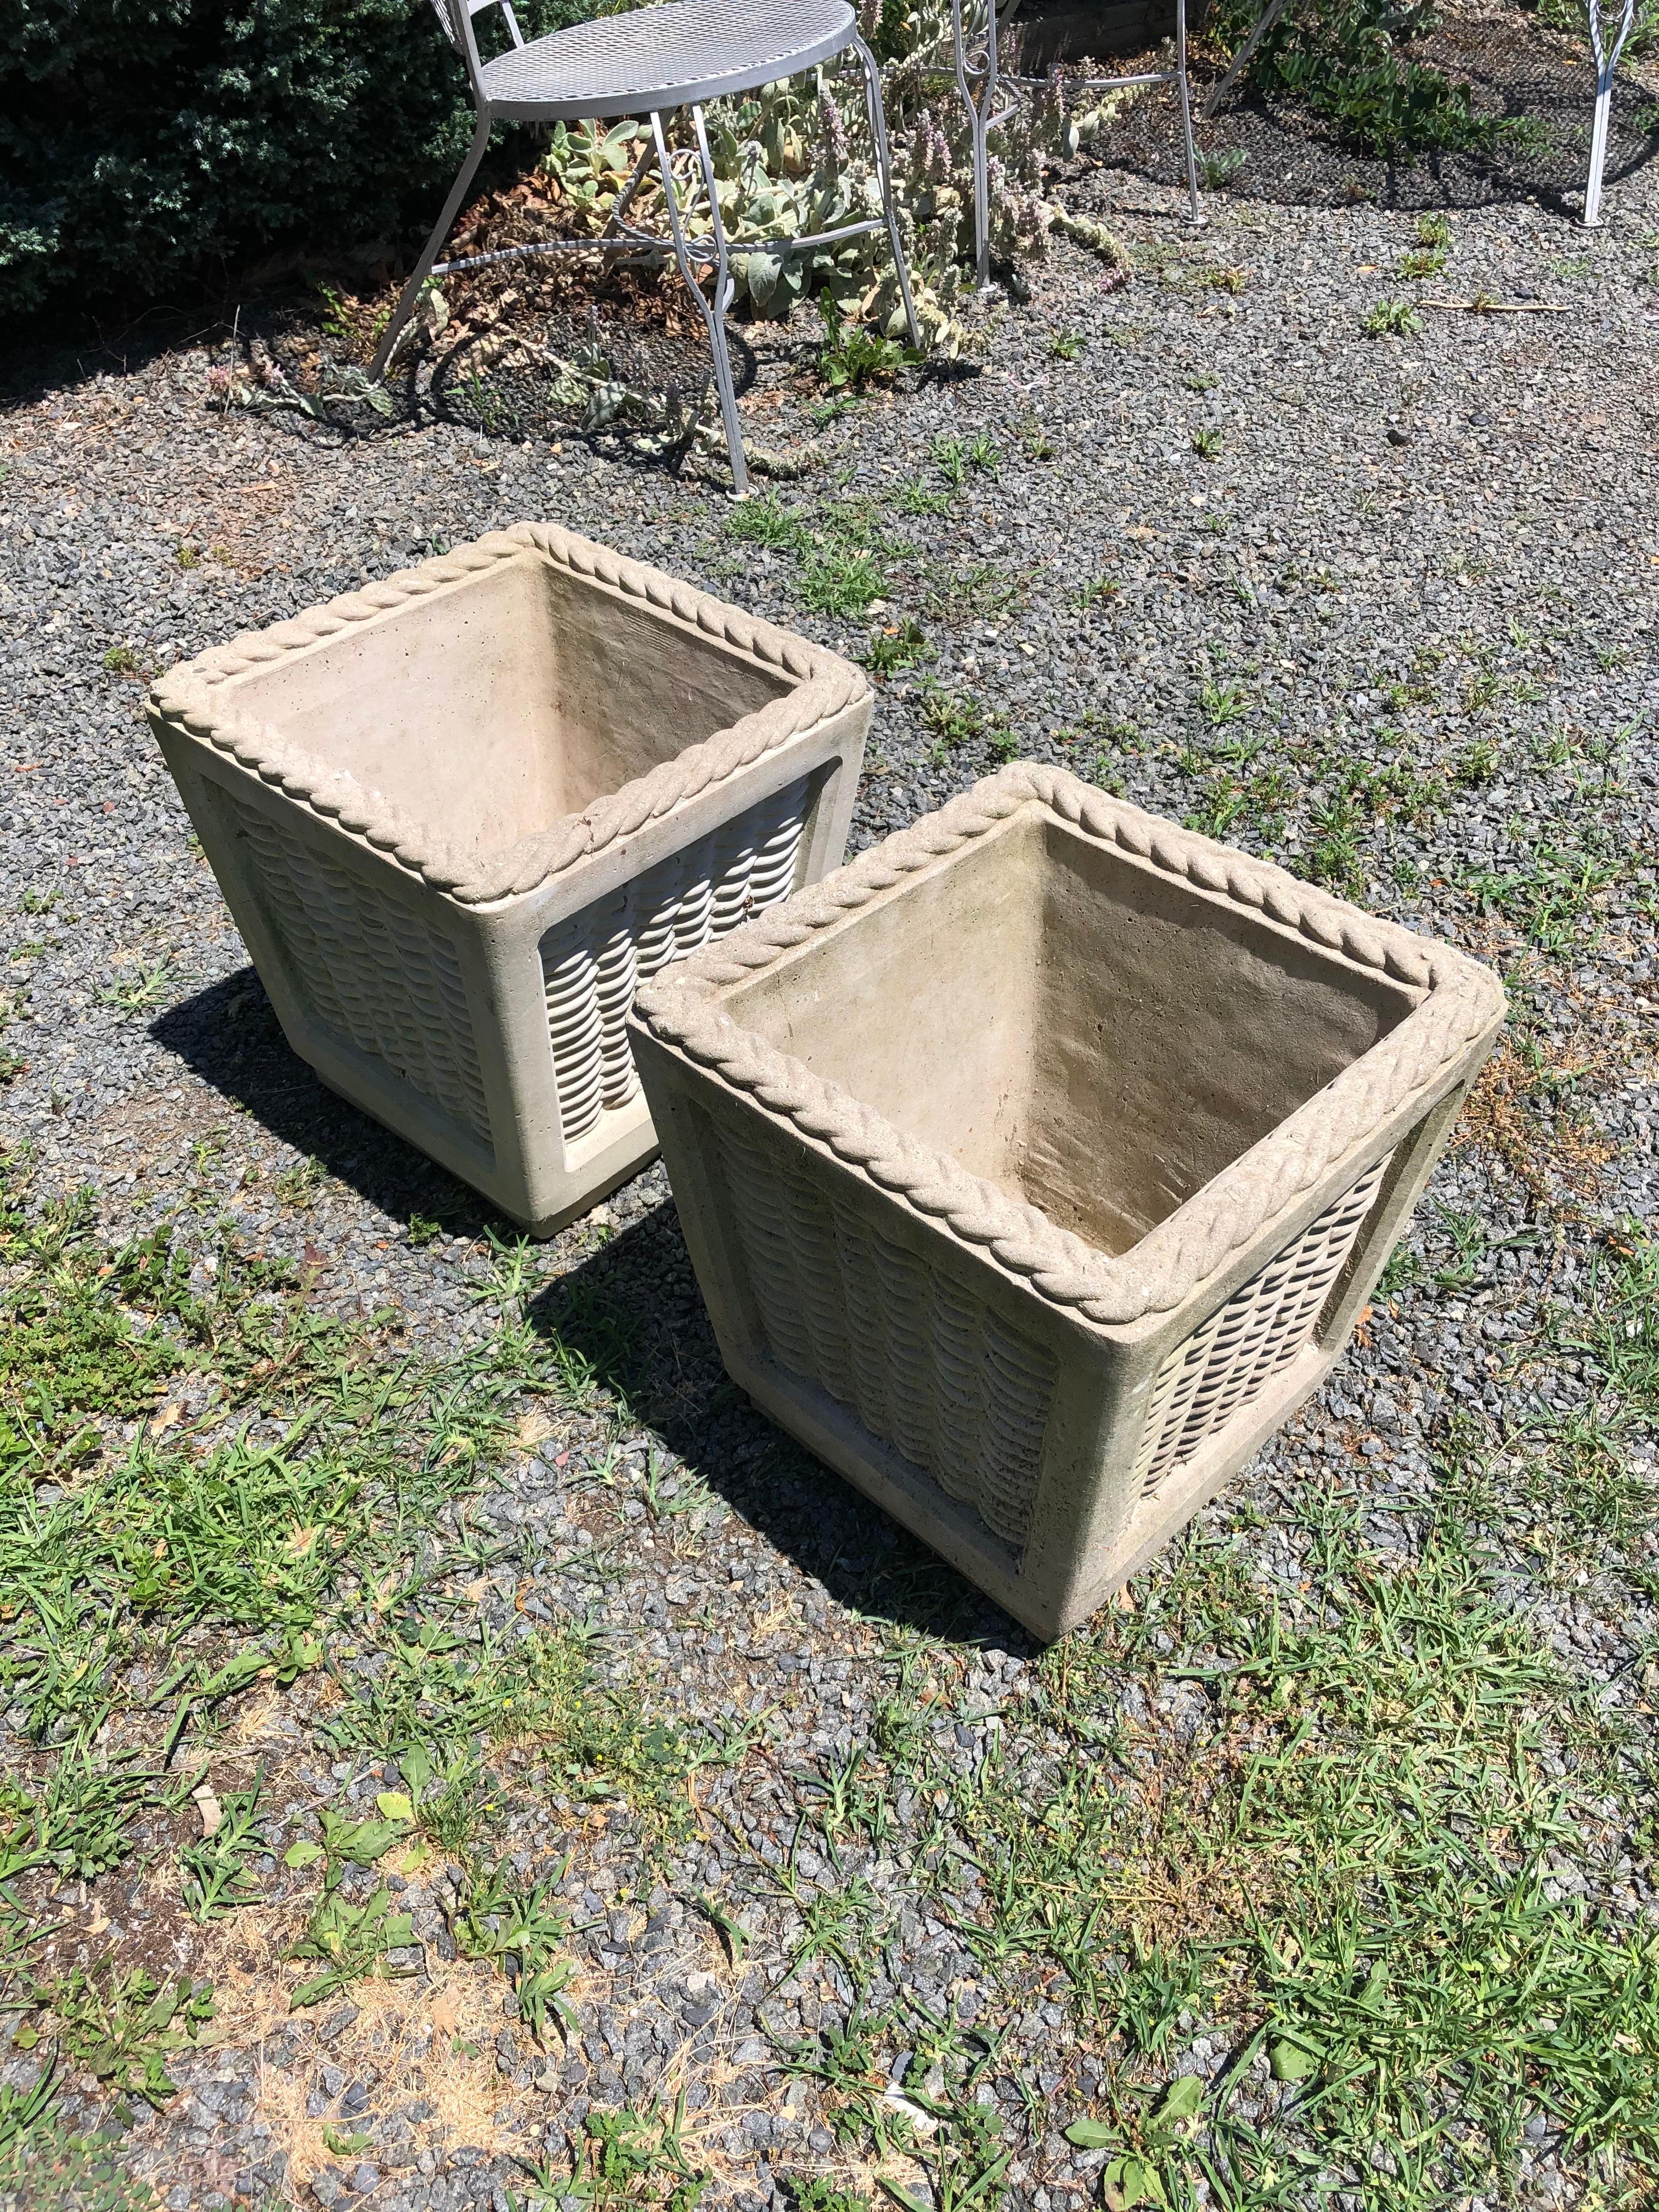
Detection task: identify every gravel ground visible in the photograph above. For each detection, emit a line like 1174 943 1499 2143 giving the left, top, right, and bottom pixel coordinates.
3 134 1657 2212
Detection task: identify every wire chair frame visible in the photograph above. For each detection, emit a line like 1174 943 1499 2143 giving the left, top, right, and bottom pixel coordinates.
1584 0 1640 223
371 0 921 492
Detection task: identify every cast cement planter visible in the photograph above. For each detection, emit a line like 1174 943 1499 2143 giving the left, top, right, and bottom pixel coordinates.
629 764 1505 1640
146 523 870 1233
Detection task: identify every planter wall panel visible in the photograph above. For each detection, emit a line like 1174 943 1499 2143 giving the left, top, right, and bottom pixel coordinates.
712 1113 1056 1549
1130 1150 1389 1499
231 795 492 1146
538 774 813 1149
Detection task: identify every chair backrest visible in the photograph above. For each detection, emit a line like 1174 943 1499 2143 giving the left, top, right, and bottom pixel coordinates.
427 0 523 100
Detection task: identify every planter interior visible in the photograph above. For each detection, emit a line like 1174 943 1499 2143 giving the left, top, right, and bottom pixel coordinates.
221 551 796 874
726 806 1419 1262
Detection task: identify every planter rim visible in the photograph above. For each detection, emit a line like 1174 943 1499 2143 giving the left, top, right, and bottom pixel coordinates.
631 763 1505 1330
145 521 868 911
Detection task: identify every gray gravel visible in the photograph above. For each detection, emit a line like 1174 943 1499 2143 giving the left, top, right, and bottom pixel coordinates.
2 142 1657 2212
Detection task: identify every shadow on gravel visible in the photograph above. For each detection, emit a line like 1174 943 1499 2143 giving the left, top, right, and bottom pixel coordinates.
531 1201 1039 1657
157 969 1032 1648
150 968 501 1239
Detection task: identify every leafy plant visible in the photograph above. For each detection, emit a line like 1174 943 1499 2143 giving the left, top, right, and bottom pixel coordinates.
864 617 932 677
529 31 1135 374
180 1772 267 1921
921 686 1008 761
447 1858 579 2043
1198 679 1251 726
565 2095 708 2209
98 961 178 1014
794 2182 872 2212
1073 575 1121 612
289 1884 416 2008
1197 147 1247 189
21 1970 215 2116
1215 0 1541 158
1363 298 1421 337
819 306 920 390
1061 2076 1205 2209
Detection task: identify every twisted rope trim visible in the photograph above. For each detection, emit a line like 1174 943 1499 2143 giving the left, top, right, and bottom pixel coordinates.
146 522 869 910
634 764 1505 1329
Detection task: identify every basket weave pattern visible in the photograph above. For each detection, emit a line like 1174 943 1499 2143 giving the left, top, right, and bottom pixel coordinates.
540 776 811 1148
713 1114 1055 1549
233 798 492 1143
1131 1152 1391 1500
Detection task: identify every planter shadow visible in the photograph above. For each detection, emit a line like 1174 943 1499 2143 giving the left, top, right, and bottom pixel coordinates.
150 967 503 1242
528 1200 1039 1654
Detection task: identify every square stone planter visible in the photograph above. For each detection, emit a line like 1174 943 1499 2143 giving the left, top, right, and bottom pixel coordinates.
629 764 1505 1640
146 524 871 1234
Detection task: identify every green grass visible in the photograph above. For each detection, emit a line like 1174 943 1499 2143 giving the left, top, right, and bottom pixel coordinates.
801 546 886 617
726 492 809 552
920 686 1014 766
0 1150 702 2178
1198 678 1251 726
787 1483 1658 2204
724 493 901 623
0 2078 157 2209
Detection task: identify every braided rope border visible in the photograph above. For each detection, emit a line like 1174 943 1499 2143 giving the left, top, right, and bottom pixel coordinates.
146 522 869 909
633 764 1505 1329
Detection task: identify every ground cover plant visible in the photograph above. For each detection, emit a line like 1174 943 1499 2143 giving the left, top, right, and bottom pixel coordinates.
1206 0 1547 160
1 78 1657 2212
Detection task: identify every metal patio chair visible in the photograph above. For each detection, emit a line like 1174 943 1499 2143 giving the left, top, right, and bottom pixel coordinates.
371 0 921 492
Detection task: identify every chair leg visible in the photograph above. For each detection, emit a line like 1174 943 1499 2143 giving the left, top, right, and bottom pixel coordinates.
849 32 922 349
653 109 748 494
951 0 995 289
1175 0 1203 224
371 109 493 381
1584 63 1615 225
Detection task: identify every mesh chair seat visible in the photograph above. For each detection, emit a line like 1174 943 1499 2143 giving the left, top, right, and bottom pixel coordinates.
479 0 856 121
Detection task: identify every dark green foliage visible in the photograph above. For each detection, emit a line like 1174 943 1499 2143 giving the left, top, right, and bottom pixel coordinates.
1210 0 1534 159
0 0 597 324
